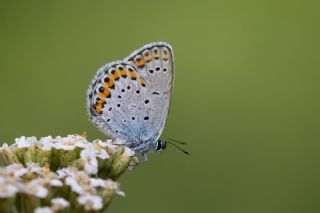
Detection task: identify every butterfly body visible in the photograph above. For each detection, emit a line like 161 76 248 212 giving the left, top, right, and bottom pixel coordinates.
87 42 174 156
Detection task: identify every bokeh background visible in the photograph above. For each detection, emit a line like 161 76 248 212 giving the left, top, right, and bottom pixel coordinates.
1 0 320 212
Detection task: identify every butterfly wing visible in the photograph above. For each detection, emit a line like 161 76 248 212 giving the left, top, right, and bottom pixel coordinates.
87 42 174 152
124 42 174 147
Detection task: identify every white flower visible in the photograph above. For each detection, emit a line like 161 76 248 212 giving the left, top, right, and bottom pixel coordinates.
116 189 126 197
57 167 87 179
103 179 125 196
91 142 110 160
34 207 53 213
34 186 49 198
80 146 96 159
39 136 53 151
96 147 109 159
65 176 84 194
78 194 103 210
15 167 28 178
0 180 19 198
0 143 9 150
80 148 98 175
51 197 70 209
89 178 125 197
51 134 90 150
51 141 75 151
23 163 63 189
5 164 27 178
21 179 48 198
15 136 37 148
49 179 63 187
25 162 44 176
89 178 104 188
74 135 90 149
63 168 99 195
123 146 135 157
50 135 85 151
95 139 113 148
56 169 67 179
99 140 119 154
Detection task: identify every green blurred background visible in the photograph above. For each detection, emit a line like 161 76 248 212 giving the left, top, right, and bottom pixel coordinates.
1 0 320 212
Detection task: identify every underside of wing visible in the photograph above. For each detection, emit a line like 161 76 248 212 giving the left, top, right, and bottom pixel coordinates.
87 42 174 153
87 61 147 141
124 42 175 143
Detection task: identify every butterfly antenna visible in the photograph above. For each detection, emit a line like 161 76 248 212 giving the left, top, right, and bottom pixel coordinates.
166 141 191 156
166 138 187 145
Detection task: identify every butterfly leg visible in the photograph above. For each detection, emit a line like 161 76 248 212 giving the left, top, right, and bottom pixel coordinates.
128 152 148 170
141 152 148 162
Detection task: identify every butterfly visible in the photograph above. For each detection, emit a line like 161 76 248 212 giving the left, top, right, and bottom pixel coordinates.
87 42 175 160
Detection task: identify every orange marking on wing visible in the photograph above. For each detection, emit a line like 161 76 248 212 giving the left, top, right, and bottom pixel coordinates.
129 70 137 80
119 69 127 77
95 107 101 113
97 99 104 105
99 88 111 98
134 59 145 68
111 70 120 80
104 77 114 88
96 97 104 105
105 81 114 89
139 77 146 87
98 93 105 99
153 53 160 59
95 98 106 113
144 55 152 62
163 51 169 61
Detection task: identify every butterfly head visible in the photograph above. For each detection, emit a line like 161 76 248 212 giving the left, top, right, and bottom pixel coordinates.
155 139 167 152
155 139 191 156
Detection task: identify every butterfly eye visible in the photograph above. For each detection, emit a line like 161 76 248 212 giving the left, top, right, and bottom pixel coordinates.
156 141 162 150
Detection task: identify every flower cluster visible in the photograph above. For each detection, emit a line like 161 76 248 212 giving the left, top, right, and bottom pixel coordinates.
0 135 135 213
